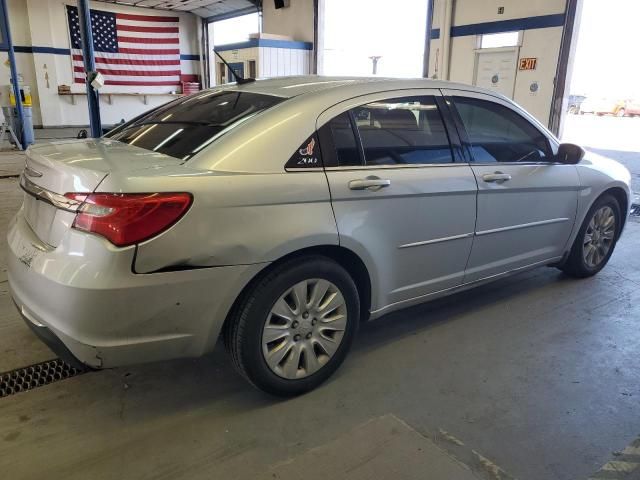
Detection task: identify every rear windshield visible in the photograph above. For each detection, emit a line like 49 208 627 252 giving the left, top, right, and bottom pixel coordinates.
105 91 284 161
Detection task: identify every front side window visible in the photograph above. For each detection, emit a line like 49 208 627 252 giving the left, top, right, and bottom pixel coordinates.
453 97 551 163
105 91 284 161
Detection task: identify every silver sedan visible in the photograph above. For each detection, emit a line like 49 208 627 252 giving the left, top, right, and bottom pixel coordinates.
8 77 632 396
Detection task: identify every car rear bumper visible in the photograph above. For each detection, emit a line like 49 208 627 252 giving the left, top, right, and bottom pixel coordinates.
7 209 267 368
17 302 90 371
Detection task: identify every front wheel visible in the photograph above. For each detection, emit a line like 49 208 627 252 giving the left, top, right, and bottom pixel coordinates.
224 255 359 396
559 194 621 278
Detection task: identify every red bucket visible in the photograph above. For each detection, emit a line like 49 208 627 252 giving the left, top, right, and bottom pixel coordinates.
181 82 200 95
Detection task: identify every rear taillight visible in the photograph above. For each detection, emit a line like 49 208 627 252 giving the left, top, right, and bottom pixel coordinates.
63 192 192 247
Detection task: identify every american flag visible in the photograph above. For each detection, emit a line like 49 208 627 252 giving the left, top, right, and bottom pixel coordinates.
67 6 181 86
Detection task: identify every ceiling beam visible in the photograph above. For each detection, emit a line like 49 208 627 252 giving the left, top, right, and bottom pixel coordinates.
206 5 259 23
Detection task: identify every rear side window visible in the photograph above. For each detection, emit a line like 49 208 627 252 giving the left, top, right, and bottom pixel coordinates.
453 97 551 163
353 96 452 165
319 95 453 167
328 112 361 166
105 91 284 161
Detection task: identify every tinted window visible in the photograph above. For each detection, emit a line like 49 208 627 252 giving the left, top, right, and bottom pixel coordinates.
105 91 283 161
454 97 551 163
328 112 361 166
353 96 452 165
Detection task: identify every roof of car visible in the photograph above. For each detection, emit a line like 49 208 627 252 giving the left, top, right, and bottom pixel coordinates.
218 75 492 99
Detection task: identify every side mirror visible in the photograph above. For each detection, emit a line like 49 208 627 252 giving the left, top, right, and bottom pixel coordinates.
556 143 585 164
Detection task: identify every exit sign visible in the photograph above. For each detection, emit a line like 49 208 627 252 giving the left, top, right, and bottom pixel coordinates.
519 57 537 70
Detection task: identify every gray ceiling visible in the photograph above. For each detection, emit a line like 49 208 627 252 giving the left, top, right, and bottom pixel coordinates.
97 0 259 19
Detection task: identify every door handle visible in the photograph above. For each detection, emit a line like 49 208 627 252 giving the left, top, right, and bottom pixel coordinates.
482 172 512 183
348 176 391 191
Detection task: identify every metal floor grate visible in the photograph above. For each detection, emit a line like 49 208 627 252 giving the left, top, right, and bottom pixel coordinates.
631 203 640 217
0 359 84 398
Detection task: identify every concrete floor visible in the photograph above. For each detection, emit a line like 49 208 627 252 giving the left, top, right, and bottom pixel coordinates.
0 120 639 480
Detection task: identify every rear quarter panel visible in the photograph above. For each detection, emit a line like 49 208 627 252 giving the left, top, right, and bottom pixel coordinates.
97 167 338 273
95 94 347 273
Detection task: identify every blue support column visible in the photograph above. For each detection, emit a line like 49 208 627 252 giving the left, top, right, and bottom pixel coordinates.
0 0 25 149
77 0 102 138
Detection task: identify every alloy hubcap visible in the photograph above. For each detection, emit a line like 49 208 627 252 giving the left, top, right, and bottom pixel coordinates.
583 206 616 268
262 279 348 379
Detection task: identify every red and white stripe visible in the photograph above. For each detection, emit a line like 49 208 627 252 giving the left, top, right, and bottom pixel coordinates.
73 12 180 86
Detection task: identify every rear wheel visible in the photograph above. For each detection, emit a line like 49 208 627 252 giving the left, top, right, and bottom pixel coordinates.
224 255 359 396
559 194 621 278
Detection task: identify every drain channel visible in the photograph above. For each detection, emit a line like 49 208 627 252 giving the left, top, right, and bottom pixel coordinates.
0 359 84 398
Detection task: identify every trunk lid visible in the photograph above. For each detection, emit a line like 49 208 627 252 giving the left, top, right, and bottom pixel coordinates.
21 138 183 247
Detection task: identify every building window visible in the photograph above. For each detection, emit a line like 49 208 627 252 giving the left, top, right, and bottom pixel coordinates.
479 31 519 49
248 60 256 78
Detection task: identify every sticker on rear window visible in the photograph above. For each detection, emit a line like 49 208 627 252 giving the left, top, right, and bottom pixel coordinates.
286 134 322 169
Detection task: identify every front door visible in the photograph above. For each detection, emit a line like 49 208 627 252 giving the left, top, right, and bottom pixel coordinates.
317 90 478 313
474 49 518 99
444 91 580 282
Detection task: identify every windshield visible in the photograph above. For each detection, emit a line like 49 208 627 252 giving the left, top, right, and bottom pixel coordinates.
105 90 284 161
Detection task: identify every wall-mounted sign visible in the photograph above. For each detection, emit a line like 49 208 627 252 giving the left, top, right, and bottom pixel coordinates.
519 57 537 70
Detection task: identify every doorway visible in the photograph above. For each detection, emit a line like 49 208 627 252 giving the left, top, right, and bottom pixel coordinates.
208 12 261 85
561 0 640 207
472 31 521 99
321 0 428 77
474 49 518 99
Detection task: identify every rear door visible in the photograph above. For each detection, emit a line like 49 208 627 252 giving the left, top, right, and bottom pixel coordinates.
318 90 478 311
443 90 580 282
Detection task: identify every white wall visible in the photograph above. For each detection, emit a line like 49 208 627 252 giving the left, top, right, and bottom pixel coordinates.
429 0 567 125
258 47 311 77
513 27 564 123
1 0 202 127
453 0 564 24
262 0 315 43
216 45 311 84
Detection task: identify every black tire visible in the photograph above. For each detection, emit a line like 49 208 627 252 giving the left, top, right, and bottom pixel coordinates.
224 255 359 396
559 194 621 278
